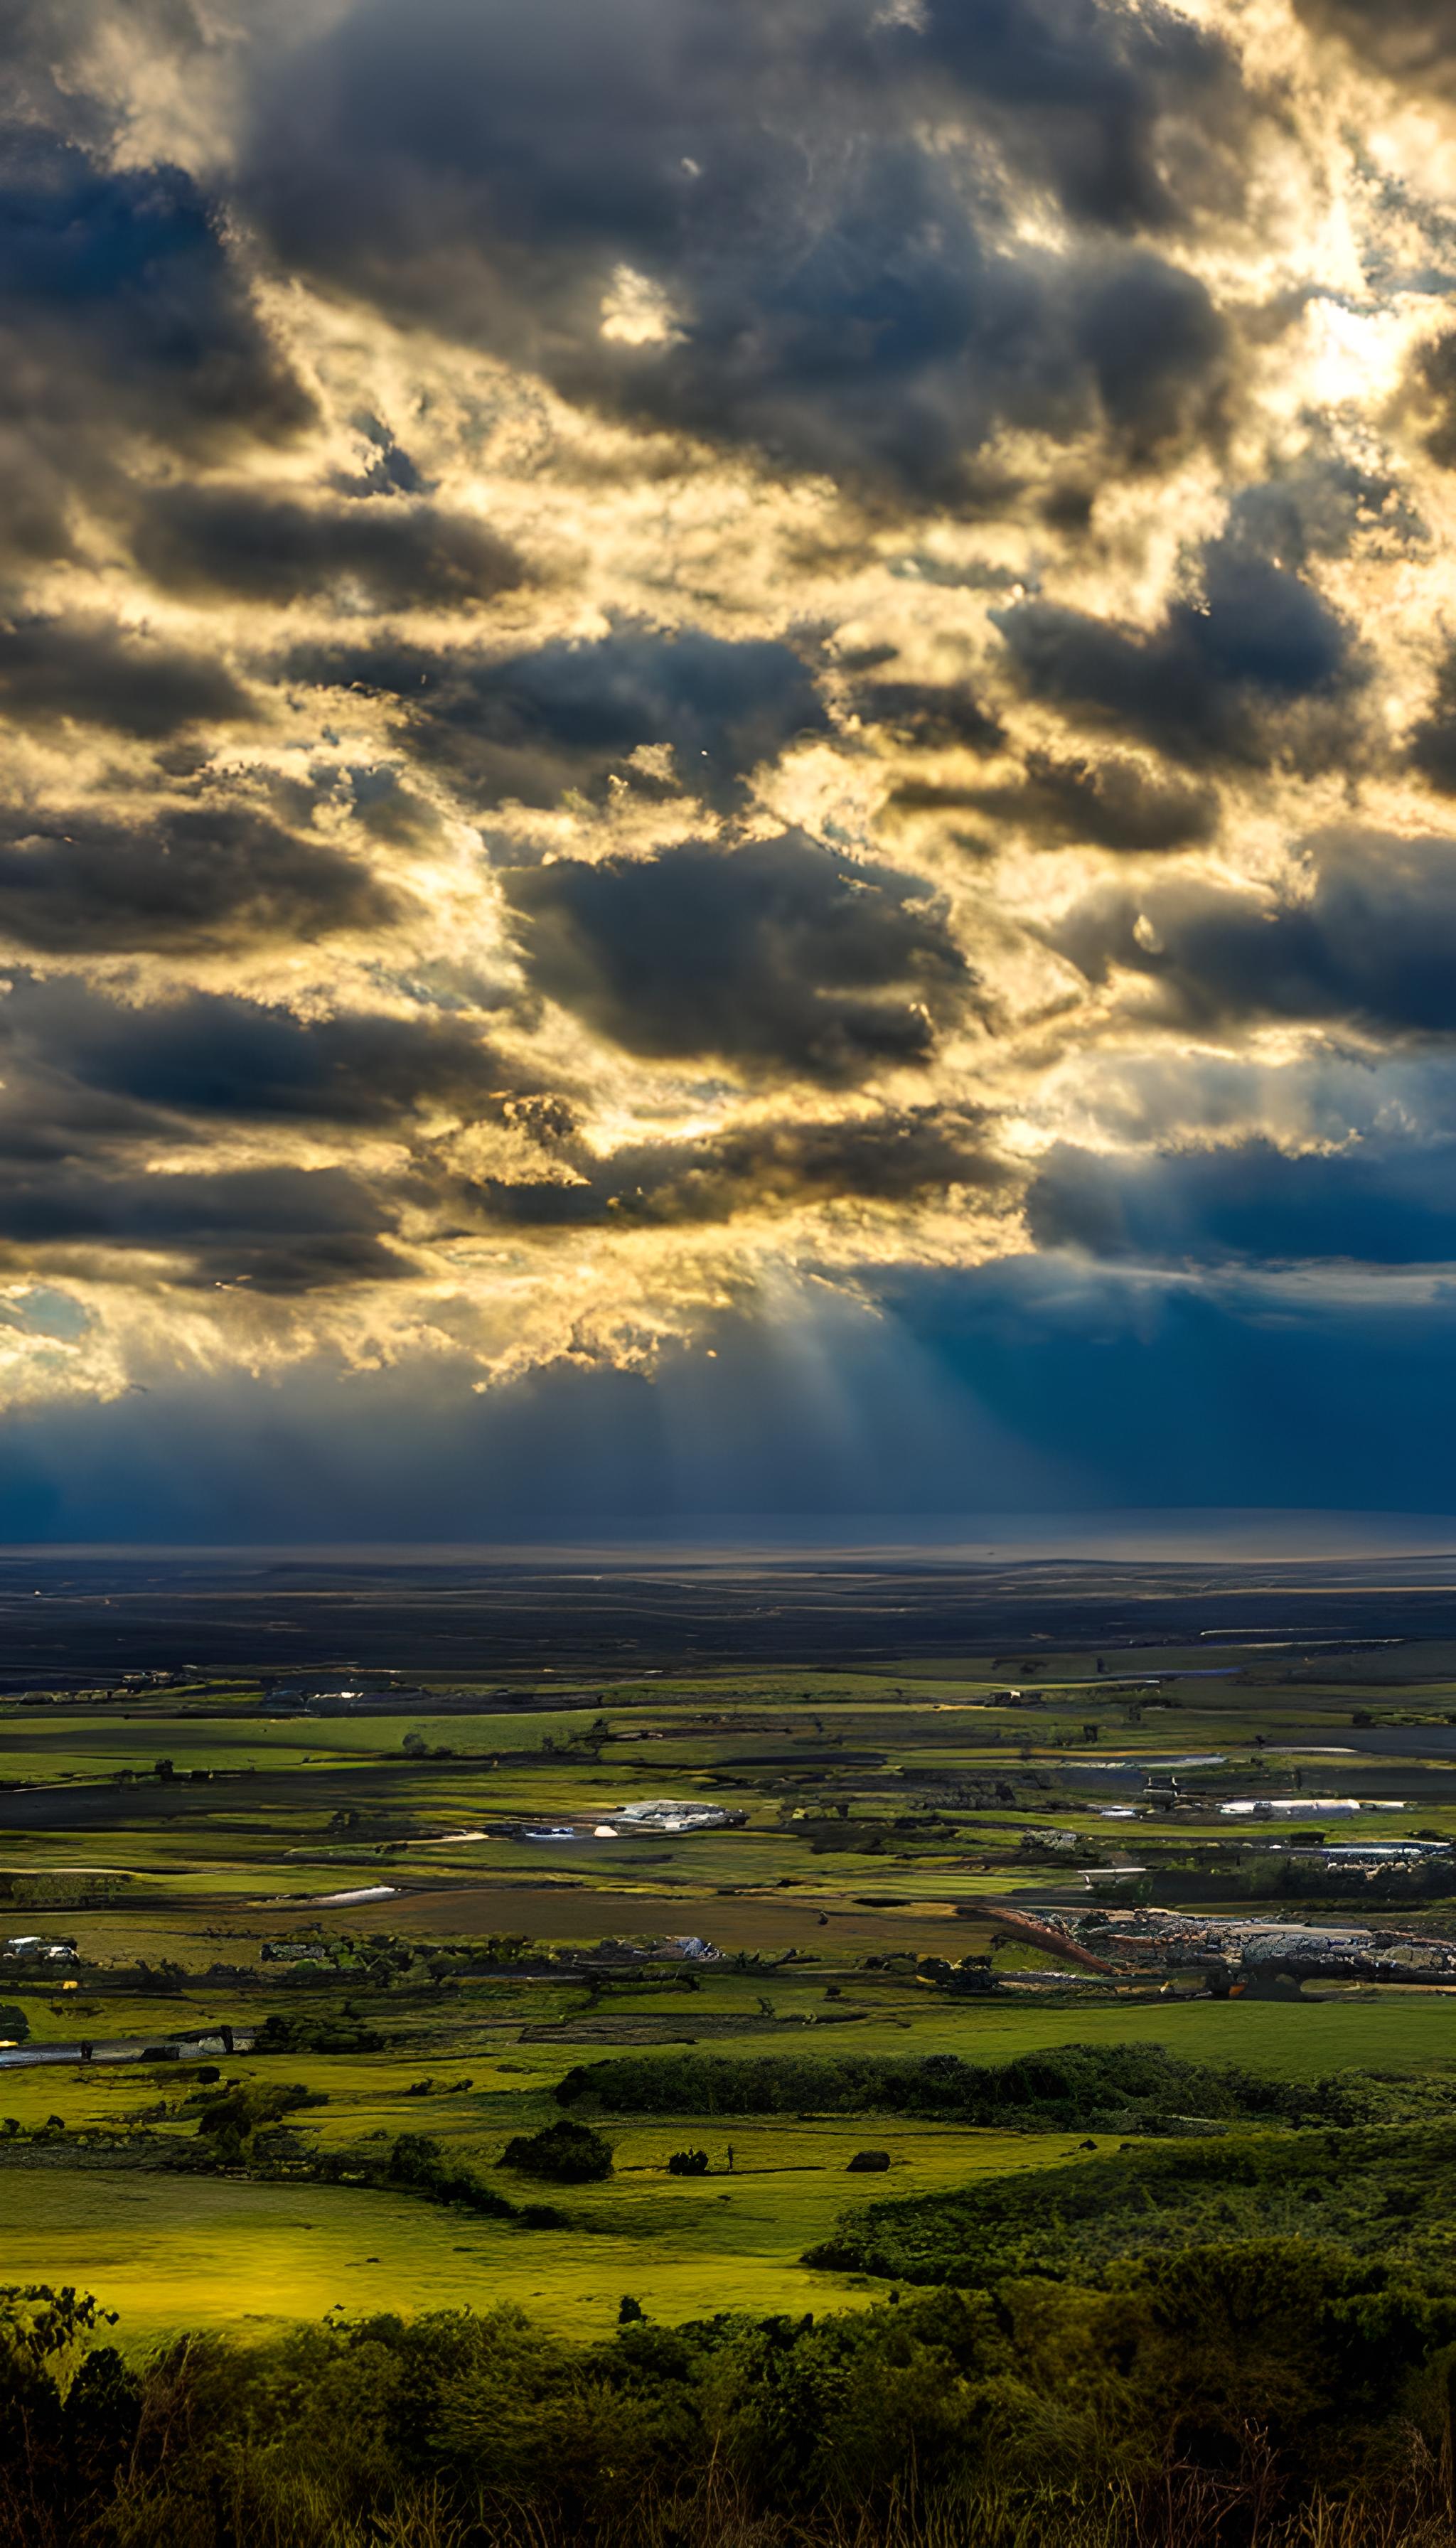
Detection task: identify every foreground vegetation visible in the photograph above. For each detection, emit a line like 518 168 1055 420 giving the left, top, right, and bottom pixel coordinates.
11 2244 1456 2548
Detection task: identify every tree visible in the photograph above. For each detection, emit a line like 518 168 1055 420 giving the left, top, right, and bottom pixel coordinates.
194 2080 316 2166
502 2121 614 2183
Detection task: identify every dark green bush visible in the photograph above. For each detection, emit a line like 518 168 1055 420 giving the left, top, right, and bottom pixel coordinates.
807 2121 1456 2287
502 2119 614 2183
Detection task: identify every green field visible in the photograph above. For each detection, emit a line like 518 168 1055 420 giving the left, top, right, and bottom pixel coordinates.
0 2121 1081 2344
6 1638 1456 2340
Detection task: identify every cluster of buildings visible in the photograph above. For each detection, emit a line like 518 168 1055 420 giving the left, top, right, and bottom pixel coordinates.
1136 1768 1408 1820
1 1935 77 1964
559 1934 722 1966
520 1797 745 1841
1036 1903 1456 1985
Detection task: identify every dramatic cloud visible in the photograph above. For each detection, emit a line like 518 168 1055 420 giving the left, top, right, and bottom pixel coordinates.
503 835 968 1077
0 805 395 955
134 488 524 611
242 0 1240 498
291 628 828 810
0 1160 405 1295
0 131 312 576
1 136 310 455
962 752 1219 853
994 541 1358 768
1054 832 1456 1036
461 1106 1009 1230
1028 1135 1456 1268
0 620 252 737
6 0 1456 1434
1 980 527 1128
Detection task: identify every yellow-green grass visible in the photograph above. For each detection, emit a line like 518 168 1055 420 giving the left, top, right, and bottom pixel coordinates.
10 1980 1452 2136
471 1988 1456 2082
3 1988 262 2049
2 1693 1403 1775
0 2124 1083 2346
0 1708 614 1770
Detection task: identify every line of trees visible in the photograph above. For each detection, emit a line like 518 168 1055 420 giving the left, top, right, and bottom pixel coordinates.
554 2042 1435 2131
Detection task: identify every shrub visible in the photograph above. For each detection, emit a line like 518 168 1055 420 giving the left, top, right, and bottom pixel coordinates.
502 2120 614 2183
252 2011 387 2055
386 2133 518 2217
847 2151 892 2172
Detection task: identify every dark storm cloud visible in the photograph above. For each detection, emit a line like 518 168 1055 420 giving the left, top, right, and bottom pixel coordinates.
291 627 827 809
852 679 1004 754
1226 446 1413 566
906 0 1244 232
995 538 1356 764
962 750 1219 852
1403 331 1456 471
39 987 532 1127
0 113 311 574
242 0 1238 499
135 486 523 609
0 129 311 461
0 966 418 1293
0 1161 405 1292
1055 829 1456 1035
0 619 250 737
0 803 395 955
1408 648 1456 792
1027 1134 1456 1268
343 766 445 852
465 1106 1009 1229
582 220 1231 503
503 832 968 1078
0 1029 183 1169
0 980 562 1304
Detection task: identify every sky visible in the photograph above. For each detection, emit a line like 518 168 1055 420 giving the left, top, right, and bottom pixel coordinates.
7 0 1456 1538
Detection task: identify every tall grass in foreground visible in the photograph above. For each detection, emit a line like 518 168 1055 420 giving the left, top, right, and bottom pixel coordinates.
38 2456 1456 2548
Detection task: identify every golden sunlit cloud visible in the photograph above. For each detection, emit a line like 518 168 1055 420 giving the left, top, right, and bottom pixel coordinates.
7 0 1456 1410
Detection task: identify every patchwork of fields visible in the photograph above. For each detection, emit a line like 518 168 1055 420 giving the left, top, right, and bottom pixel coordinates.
6 1624 1456 2344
